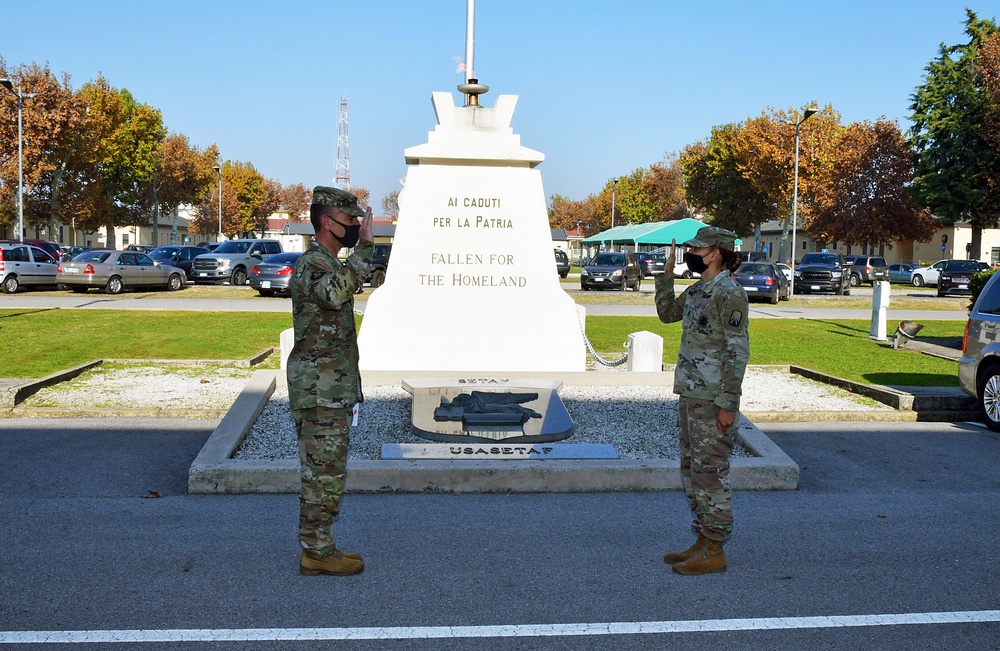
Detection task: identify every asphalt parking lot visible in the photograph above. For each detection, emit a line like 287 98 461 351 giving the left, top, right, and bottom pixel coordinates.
1 417 998 649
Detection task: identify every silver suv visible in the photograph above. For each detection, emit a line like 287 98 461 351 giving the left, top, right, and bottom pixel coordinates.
959 270 1000 430
192 239 282 286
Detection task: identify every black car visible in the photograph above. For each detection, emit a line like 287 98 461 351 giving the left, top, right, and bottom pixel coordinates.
793 252 851 295
148 245 210 280
580 252 643 291
937 260 980 297
370 244 391 287
554 249 570 278
634 252 656 277
643 253 667 275
732 262 789 304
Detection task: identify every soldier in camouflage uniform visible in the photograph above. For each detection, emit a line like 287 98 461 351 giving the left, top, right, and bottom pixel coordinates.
287 186 374 576
654 226 750 575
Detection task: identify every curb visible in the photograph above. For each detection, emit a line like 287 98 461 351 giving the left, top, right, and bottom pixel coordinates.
187 370 800 495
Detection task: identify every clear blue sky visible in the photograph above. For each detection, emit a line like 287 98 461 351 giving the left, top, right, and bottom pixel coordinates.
2 0 992 211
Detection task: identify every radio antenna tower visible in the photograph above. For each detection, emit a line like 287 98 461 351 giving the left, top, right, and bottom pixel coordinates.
334 97 350 189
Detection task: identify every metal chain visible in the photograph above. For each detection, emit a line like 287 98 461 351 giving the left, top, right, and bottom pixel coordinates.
578 316 629 367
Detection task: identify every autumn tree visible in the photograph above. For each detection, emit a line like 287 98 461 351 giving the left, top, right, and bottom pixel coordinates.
680 124 776 240
548 193 596 233
348 186 370 210
0 60 85 239
251 177 282 237
140 134 218 245
910 9 1000 258
808 119 937 248
381 189 400 219
280 183 310 221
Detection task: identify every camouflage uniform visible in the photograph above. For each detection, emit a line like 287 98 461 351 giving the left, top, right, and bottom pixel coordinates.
287 200 373 558
655 269 750 542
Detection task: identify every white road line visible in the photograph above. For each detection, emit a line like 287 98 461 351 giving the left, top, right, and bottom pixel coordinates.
2 610 999 644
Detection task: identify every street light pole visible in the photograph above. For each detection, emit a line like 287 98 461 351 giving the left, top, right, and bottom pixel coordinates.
610 178 619 252
1 79 39 243
788 108 816 297
213 165 223 242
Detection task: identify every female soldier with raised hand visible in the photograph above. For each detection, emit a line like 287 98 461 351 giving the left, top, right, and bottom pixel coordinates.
654 226 750 575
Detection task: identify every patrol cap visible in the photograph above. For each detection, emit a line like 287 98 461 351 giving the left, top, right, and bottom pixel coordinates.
684 226 741 251
311 186 365 218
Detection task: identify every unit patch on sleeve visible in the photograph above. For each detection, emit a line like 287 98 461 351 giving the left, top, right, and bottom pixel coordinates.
728 310 744 328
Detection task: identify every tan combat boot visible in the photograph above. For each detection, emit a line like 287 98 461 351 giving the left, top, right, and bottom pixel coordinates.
300 549 365 576
671 539 726 575
663 534 709 565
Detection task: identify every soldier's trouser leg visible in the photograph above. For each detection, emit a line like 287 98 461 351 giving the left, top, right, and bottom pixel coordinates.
677 396 734 543
292 406 352 557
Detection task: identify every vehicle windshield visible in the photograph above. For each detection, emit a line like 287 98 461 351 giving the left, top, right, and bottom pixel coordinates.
74 251 111 263
589 254 626 266
214 241 253 254
800 253 840 265
736 264 771 275
944 261 979 272
149 247 181 260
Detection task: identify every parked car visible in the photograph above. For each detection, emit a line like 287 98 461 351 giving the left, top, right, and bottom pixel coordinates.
731 262 789 304
793 252 851 295
554 249 569 278
739 251 769 263
644 253 667 275
633 252 653 277
959 271 1000 430
369 244 391 287
0 239 61 261
57 250 186 294
249 252 303 297
937 259 980 297
125 244 155 254
148 245 209 280
776 263 793 281
910 259 949 287
580 252 643 291
844 255 889 286
60 246 92 261
192 239 282 286
0 243 60 293
888 263 918 284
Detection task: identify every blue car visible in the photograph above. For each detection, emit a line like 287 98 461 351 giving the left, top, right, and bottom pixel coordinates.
732 262 789 304
888 263 917 284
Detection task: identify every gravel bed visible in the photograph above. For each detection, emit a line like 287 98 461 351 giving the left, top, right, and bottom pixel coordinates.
23 365 251 411
236 369 890 461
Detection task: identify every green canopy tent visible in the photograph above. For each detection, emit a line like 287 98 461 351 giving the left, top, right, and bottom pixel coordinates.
580 218 715 250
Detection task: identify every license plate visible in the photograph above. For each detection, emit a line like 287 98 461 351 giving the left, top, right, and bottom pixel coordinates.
64 267 80 274
810 285 821 290
261 281 271 288
959 284 968 289
594 278 604 282
744 286 757 292
199 272 207 277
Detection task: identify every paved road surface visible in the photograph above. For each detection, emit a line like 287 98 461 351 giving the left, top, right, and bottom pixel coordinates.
1 418 998 649
0 293 970 320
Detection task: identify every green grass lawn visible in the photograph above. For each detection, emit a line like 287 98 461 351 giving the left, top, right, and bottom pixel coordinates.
0 308 963 386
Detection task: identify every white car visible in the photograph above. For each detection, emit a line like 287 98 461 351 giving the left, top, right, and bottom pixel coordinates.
776 263 793 281
911 260 949 287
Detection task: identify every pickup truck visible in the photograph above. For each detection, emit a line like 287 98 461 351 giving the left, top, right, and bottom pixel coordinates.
793 252 851 295
191 239 282 286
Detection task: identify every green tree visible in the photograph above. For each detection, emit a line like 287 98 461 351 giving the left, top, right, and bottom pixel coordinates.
73 75 166 244
909 9 1000 259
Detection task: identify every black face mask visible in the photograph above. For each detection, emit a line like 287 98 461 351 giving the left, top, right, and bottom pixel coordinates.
331 223 360 248
684 251 709 274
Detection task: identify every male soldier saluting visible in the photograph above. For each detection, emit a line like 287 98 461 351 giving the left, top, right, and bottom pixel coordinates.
287 186 373 576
